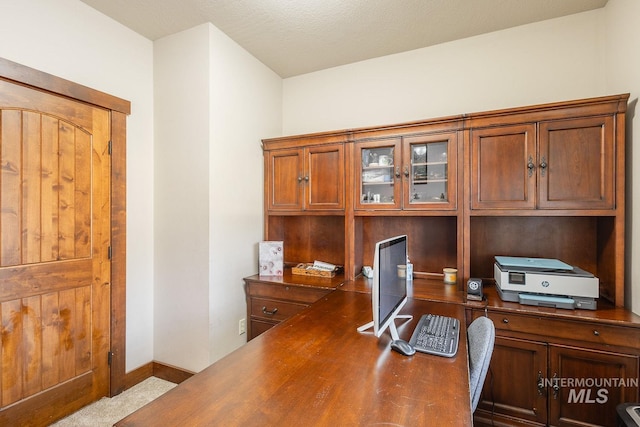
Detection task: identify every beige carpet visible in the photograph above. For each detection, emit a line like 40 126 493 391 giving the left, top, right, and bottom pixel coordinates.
50 377 176 427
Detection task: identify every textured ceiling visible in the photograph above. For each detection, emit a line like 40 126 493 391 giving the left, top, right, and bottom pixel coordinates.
80 0 609 78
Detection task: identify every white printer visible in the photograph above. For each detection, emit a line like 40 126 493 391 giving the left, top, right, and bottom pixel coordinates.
494 256 599 310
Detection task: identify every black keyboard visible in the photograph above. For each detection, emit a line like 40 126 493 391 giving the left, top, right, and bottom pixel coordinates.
408 313 460 357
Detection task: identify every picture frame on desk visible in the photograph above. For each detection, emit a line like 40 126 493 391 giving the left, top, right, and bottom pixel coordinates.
259 241 283 276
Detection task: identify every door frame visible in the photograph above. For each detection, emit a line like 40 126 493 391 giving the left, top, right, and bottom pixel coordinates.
0 57 130 396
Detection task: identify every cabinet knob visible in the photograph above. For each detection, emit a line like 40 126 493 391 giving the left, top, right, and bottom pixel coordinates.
537 371 544 396
395 166 401 178
593 330 599 336
502 318 509 324
403 166 409 177
297 176 303 182
527 156 535 177
304 175 309 181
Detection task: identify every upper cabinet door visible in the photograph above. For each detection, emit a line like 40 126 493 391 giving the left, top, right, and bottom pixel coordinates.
266 148 304 211
403 132 458 210
538 116 614 210
471 124 537 210
305 143 345 210
355 138 402 210
266 143 345 212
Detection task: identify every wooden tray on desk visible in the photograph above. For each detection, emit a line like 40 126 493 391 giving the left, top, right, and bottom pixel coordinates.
292 263 338 278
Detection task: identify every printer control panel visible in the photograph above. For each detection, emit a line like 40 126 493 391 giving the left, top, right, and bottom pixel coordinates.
508 272 525 285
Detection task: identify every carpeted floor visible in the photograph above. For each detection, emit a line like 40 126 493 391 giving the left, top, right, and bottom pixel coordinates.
50 377 176 427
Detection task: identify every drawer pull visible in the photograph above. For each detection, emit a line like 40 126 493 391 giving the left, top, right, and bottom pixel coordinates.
502 318 509 324
262 306 278 316
593 330 599 336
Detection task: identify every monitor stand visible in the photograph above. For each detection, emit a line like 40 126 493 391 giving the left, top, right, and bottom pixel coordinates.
357 314 413 341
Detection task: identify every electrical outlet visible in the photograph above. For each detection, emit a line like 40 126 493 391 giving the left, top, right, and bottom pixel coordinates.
239 318 246 335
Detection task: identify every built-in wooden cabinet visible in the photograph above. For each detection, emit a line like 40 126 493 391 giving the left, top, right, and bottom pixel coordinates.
261 93 629 306
244 272 339 340
354 132 458 211
465 95 627 307
253 94 638 426
349 122 463 281
469 292 640 427
265 139 345 212
470 116 615 211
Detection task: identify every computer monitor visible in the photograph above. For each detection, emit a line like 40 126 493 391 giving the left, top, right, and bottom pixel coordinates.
357 235 412 341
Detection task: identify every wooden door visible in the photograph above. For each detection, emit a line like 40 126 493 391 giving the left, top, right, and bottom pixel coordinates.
470 124 537 210
266 148 304 211
476 336 548 426
305 143 344 211
0 79 111 425
548 345 639 427
538 116 615 210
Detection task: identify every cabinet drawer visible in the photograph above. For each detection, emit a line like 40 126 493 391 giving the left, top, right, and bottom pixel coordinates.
250 297 308 322
247 281 332 304
477 310 640 349
250 319 276 339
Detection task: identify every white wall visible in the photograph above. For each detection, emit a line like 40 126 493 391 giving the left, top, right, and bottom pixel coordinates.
208 25 282 363
282 5 640 314
153 25 212 371
154 24 281 372
283 11 606 135
603 0 640 314
0 0 155 370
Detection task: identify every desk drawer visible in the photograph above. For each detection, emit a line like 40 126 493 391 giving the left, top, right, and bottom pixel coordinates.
476 310 640 349
247 282 331 304
250 319 277 339
250 297 308 322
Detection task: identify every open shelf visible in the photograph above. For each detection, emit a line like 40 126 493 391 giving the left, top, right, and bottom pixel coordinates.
355 216 458 278
469 216 618 304
266 215 345 267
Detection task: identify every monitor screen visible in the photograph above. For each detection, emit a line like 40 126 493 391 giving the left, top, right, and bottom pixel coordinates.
372 235 408 338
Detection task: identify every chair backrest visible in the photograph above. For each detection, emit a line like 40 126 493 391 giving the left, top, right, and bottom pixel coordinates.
467 316 496 412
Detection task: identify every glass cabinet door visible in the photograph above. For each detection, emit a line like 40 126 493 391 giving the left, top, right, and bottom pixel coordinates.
356 138 402 210
403 133 457 210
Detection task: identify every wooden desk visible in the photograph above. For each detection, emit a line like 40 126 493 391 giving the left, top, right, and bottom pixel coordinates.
116 290 472 426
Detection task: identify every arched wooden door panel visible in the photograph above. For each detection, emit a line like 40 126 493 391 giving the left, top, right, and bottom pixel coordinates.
0 78 111 425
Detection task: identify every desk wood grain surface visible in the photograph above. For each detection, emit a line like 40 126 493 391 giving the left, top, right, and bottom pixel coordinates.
116 290 471 426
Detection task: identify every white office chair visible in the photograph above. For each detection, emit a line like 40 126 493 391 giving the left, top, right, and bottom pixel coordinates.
467 316 496 413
